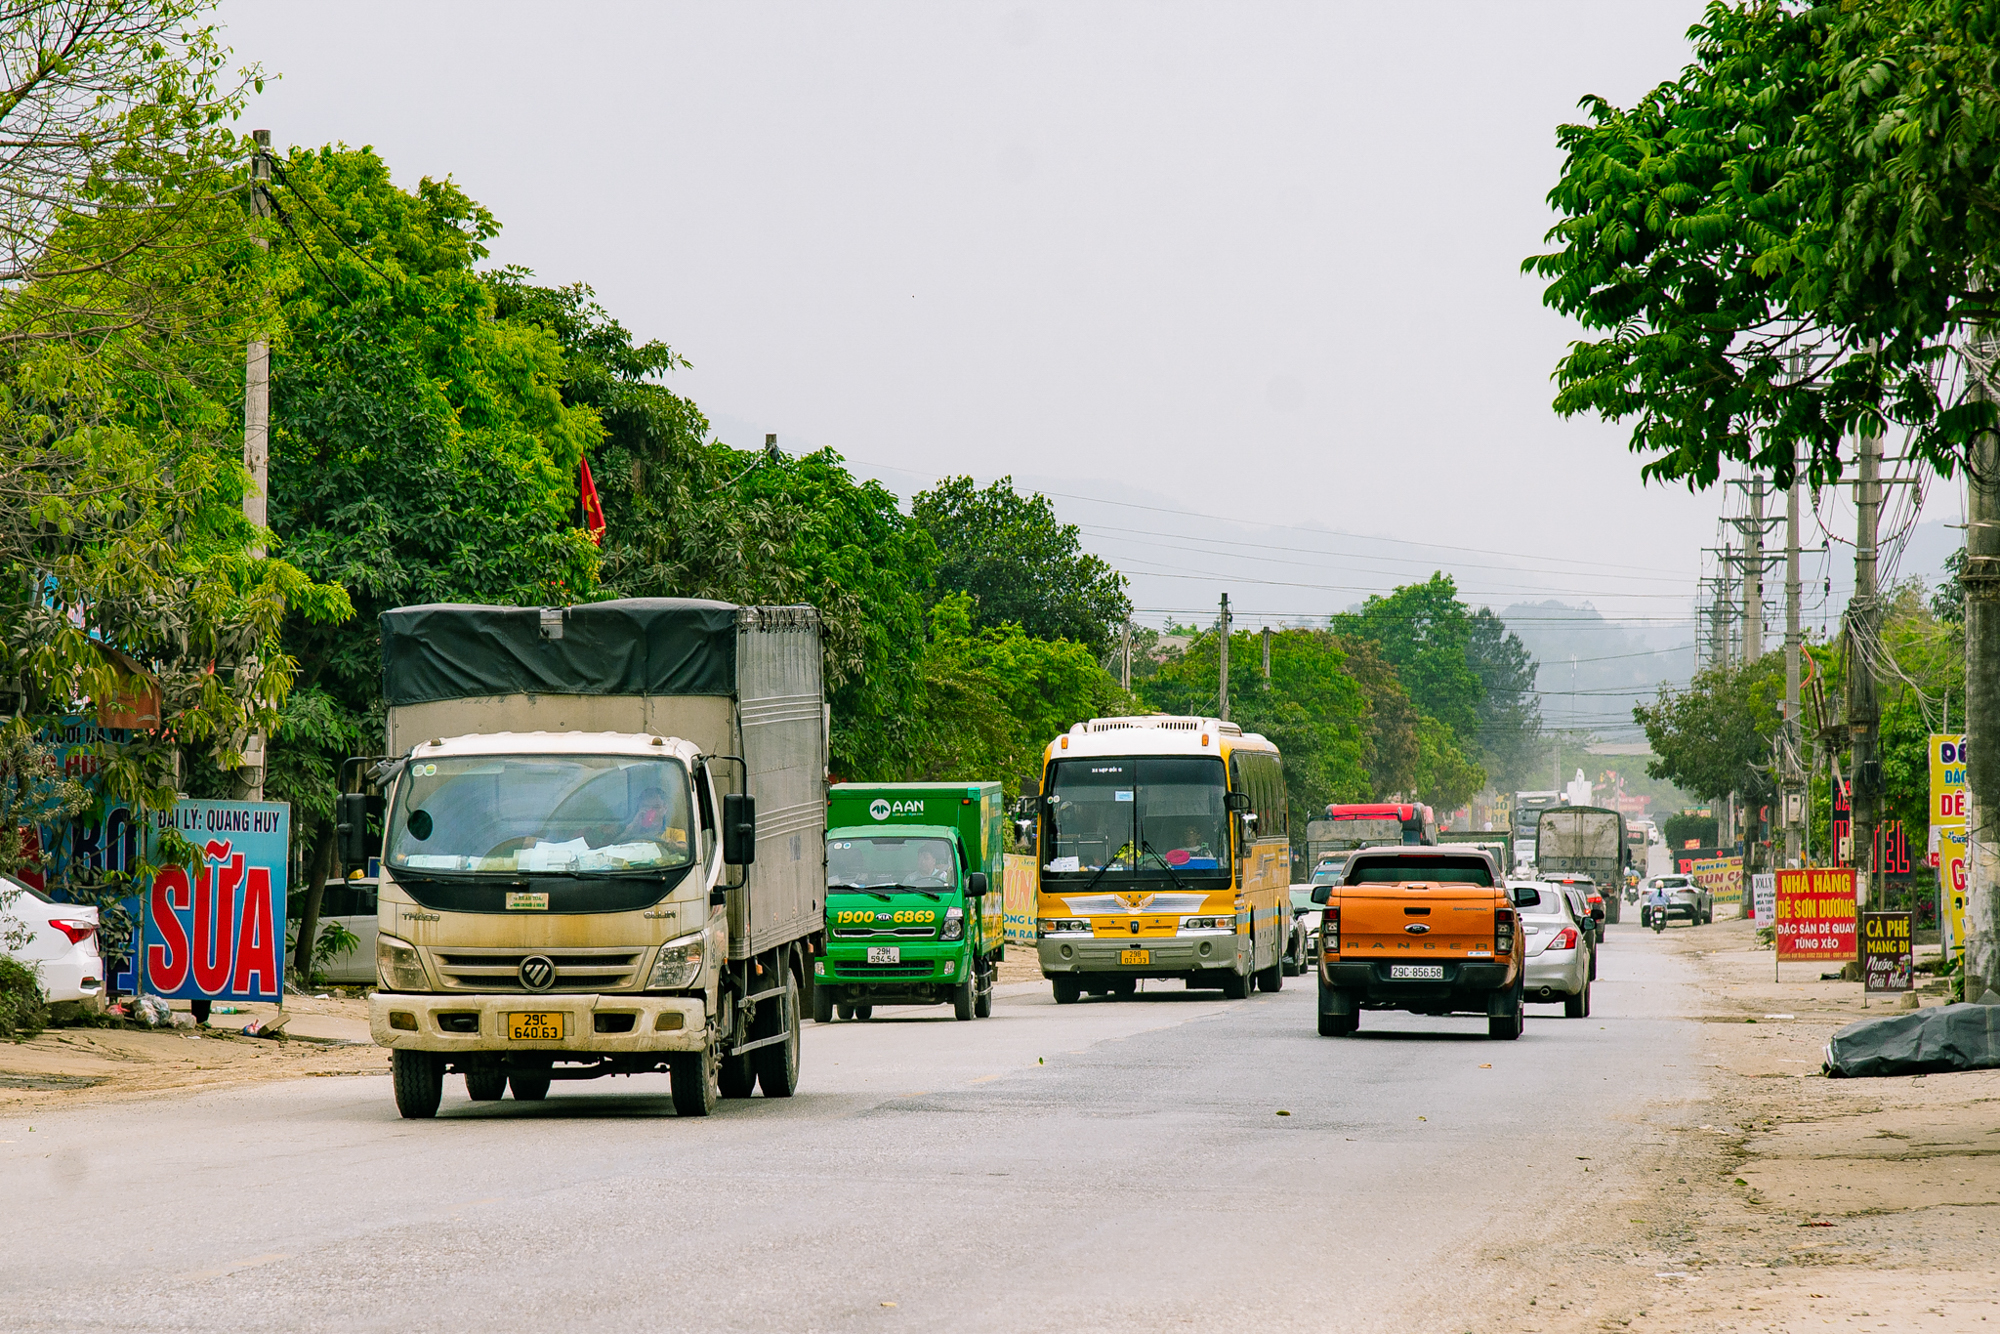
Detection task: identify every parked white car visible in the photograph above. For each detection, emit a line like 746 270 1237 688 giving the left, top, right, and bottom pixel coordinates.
1512 880 1590 1018
1 875 103 1004
291 877 379 985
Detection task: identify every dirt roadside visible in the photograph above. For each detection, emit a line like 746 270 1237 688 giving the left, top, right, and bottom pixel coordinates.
1490 915 2000 1334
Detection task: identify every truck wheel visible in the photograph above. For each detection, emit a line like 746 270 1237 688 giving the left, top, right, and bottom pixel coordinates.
754 972 801 1097
852 1004 873 1020
463 1066 506 1101
718 1052 756 1099
1051 976 1081 1005
1487 990 1524 1041
392 1049 443 1119
1565 981 1591 1019
1256 960 1283 993
509 1071 551 1101
953 972 976 1021
1221 964 1251 1000
670 1044 719 1117
813 983 834 1024
974 963 993 1018
836 1002 855 1021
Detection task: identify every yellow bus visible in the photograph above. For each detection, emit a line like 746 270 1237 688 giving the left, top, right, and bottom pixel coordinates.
1032 715 1290 1002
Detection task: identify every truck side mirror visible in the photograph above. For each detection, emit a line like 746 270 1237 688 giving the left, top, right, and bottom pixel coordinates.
1310 884 1331 905
1225 792 1251 813
965 872 988 897
722 792 757 866
336 792 379 866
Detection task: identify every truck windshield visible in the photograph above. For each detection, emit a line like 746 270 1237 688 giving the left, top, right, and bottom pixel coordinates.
386 755 697 874
1042 756 1228 878
828 837 957 891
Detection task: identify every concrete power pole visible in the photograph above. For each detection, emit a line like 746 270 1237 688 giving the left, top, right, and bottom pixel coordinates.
1217 594 1231 722
1962 341 2000 1001
1784 447 1804 868
1744 476 1766 661
1261 626 1272 681
239 128 272 803
1850 422 1883 917
1120 619 1131 692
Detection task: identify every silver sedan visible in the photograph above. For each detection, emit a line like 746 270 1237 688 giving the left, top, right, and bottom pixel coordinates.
1513 881 1590 1018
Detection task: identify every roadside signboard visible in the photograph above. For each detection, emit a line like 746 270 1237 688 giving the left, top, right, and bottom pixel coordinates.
1775 867 1858 962
1002 853 1037 945
1861 911 1914 994
1689 855 1743 906
1941 827 1969 961
1749 872 1775 924
1930 734 1968 859
141 800 290 1004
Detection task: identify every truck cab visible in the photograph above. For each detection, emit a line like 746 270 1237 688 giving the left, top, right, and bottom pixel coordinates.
1312 847 1526 1040
817 783 1005 1022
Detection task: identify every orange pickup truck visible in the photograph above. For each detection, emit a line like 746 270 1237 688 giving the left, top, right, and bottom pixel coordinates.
1311 847 1527 1040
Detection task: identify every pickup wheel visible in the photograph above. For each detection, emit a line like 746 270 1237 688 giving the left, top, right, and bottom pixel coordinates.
670 1044 719 1117
392 1049 444 1119
1487 989 1525 1041
1317 1008 1357 1037
1051 976 1081 1005
754 971 801 1097
508 1071 550 1101
1565 981 1591 1019
463 1066 506 1101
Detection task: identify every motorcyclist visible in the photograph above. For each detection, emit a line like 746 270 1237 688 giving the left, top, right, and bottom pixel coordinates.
1644 879 1671 932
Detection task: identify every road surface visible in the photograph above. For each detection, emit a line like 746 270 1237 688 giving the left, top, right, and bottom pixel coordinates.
5 924 1702 1332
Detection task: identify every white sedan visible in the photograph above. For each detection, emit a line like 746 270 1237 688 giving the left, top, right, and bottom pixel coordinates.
1512 880 1590 1018
1 875 103 1005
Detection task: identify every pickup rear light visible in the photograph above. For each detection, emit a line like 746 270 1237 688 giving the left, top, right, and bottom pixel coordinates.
1547 926 1578 951
1323 905 1339 956
49 919 95 946
1494 908 1515 956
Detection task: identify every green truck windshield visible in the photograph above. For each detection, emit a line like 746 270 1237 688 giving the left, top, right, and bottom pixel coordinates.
828 836 957 890
1042 756 1228 877
387 754 697 874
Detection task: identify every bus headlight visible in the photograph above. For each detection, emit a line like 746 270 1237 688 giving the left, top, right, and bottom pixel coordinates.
1038 918 1089 935
377 934 429 991
649 932 704 989
941 907 964 941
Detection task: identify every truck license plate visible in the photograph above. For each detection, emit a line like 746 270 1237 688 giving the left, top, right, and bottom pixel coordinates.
1119 949 1150 965
867 946 901 964
508 1011 564 1040
1389 965 1445 980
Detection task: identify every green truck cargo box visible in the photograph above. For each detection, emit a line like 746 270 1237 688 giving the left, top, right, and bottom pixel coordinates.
818 782 1006 1022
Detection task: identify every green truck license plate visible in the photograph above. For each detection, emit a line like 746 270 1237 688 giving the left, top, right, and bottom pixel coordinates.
866 946 900 964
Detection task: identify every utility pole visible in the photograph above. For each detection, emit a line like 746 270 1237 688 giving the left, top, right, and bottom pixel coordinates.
1850 421 1883 918
1261 626 1272 681
1961 335 2000 1002
1744 475 1766 661
239 128 272 803
1120 619 1132 692
1217 594 1231 722
1784 445 1804 868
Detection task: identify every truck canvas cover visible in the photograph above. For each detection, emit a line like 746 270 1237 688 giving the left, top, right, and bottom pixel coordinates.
381 599 742 704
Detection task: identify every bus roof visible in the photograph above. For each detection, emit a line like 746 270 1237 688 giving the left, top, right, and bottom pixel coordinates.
1044 715 1277 763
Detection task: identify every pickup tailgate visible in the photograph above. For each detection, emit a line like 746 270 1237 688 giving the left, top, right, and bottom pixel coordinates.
1338 883 1500 958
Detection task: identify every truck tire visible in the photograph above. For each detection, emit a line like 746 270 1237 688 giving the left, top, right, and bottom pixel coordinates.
836 1002 855 1020
754 972 801 1098
463 1066 506 1101
852 1004 873 1020
1487 988 1524 1041
953 972 976 1021
718 1053 756 1099
508 1070 550 1101
813 983 834 1024
1565 981 1591 1019
1051 976 1081 1004
1221 963 1251 1000
670 1044 719 1117
392 1049 444 1119
974 962 993 1018
1255 959 1283 993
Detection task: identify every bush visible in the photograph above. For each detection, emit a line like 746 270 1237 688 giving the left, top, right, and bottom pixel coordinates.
0 956 48 1039
1662 812 1719 850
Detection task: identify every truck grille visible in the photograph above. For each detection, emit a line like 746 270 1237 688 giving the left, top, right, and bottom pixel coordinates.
831 925 937 939
836 961 932 978
431 947 647 992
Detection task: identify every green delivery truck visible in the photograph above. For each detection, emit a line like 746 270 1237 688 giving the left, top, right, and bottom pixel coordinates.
816 782 1006 1022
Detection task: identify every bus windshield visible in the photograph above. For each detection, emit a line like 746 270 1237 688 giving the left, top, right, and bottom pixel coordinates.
1042 756 1229 878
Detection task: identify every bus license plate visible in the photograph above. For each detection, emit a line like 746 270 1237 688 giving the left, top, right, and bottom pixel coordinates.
508 1012 564 1040
867 946 901 964
1389 965 1444 980
1120 949 1150 965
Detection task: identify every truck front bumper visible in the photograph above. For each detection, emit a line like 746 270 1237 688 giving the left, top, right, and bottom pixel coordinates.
368 992 709 1054
1037 931 1244 977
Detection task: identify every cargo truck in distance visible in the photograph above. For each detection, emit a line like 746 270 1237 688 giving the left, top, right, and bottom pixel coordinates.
1535 806 1629 925
818 782 1006 1022
345 599 827 1120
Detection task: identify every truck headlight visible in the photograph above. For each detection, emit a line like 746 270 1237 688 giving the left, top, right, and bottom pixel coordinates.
377 934 429 991
648 932 704 990
941 907 964 941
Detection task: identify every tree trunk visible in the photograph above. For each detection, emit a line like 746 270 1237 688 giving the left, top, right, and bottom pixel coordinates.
1963 424 2000 1001
292 819 335 981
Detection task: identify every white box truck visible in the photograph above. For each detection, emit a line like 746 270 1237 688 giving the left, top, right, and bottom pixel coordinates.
346 599 826 1118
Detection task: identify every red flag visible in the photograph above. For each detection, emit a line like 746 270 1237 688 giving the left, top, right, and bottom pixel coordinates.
579 457 606 545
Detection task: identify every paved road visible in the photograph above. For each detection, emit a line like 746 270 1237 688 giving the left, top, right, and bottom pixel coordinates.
6 925 1702 1333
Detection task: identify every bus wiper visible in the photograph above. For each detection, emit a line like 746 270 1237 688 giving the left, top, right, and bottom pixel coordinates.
1141 841 1187 893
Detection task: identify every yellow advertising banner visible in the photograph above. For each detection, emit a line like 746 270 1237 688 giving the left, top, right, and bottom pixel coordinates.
1690 855 1743 904
1930 733 1969 841
1941 827 1969 962
1003 853 1039 945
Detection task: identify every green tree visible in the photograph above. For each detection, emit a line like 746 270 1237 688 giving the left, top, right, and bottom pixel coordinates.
1633 655 1786 813
1332 574 1485 750
911 475 1130 655
1467 607 1543 791
1334 636 1419 799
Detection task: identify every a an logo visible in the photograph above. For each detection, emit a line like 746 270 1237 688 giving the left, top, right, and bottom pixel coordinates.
519 955 556 991
869 798 892 821
868 797 925 821
1404 923 1430 935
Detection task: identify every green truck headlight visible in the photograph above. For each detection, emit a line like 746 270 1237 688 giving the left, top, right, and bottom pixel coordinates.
941 907 964 941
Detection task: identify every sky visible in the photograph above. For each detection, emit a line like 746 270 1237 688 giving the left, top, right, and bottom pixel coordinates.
219 0 1959 729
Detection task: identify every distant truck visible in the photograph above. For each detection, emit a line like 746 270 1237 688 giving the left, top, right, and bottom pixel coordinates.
819 782 1006 1022
1510 790 1561 870
1439 828 1513 874
1536 806 1629 925
1305 803 1436 886
351 598 826 1120
1312 846 1527 1040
